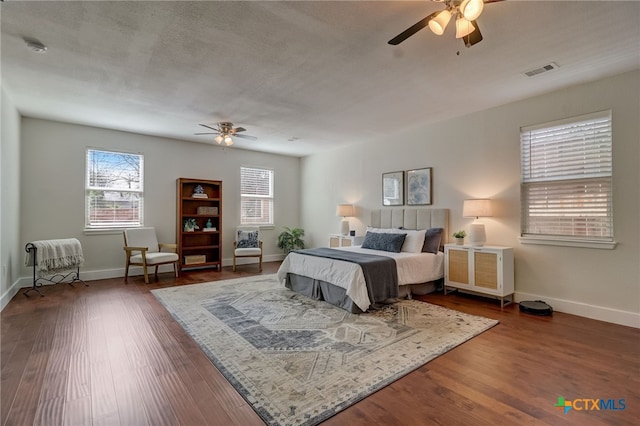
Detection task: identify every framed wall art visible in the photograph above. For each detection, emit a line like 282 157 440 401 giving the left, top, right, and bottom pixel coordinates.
406 167 432 205
382 171 404 206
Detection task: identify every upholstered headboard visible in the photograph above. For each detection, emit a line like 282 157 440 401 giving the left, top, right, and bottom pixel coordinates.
370 208 449 245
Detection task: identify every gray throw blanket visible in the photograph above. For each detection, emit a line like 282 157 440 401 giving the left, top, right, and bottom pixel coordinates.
293 248 398 306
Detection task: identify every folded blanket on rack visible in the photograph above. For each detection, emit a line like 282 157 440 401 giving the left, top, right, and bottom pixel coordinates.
25 238 84 278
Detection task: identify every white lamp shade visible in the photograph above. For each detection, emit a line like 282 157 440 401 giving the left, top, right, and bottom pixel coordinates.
463 199 492 218
214 135 223 144
223 135 234 146
336 204 354 217
455 16 476 39
460 0 484 21
428 10 452 36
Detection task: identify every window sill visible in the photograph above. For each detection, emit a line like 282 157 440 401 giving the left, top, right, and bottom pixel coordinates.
519 236 617 250
84 227 134 235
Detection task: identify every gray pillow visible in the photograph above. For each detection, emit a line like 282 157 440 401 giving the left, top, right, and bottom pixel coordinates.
422 228 443 254
361 231 406 253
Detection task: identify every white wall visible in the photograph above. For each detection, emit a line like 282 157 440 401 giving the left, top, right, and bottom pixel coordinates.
301 70 640 327
19 119 301 280
0 86 22 308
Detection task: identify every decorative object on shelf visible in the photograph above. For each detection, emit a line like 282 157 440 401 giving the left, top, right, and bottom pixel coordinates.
184 255 206 265
453 230 467 245
382 171 404 206
197 206 218 215
192 184 208 198
463 199 493 247
336 204 354 235
205 219 213 228
406 167 432 205
277 227 305 254
183 218 199 232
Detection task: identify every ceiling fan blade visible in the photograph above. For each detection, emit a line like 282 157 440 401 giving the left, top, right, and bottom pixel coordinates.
234 134 258 140
233 127 247 133
388 11 438 45
194 132 219 135
462 21 483 47
198 123 220 132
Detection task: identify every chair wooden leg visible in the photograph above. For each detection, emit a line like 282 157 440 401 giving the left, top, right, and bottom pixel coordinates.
154 265 159 281
259 255 263 272
174 262 178 278
233 256 236 272
124 259 130 283
142 264 149 284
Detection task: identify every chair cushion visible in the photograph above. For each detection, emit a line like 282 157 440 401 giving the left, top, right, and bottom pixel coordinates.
234 248 262 256
124 227 160 253
130 252 178 265
236 227 259 248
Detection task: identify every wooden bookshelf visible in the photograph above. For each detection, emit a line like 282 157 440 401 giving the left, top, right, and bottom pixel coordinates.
176 178 222 271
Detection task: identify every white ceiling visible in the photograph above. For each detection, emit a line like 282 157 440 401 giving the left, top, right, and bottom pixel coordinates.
2 1 639 157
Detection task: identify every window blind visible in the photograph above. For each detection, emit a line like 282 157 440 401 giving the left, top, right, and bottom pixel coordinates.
86 148 144 228
520 111 613 240
240 166 274 225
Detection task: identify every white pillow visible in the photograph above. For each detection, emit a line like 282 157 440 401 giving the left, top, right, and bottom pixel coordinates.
366 227 426 253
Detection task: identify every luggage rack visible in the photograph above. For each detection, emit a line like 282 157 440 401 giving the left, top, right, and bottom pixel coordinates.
24 242 88 297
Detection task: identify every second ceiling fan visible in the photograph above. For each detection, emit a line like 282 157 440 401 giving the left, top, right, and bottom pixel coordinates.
388 0 501 48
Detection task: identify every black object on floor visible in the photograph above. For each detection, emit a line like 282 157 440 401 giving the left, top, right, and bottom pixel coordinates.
519 300 553 316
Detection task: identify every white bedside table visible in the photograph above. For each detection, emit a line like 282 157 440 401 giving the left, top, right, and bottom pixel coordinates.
328 234 364 248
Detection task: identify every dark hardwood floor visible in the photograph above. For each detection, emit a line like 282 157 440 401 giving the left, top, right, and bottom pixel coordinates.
2 263 638 425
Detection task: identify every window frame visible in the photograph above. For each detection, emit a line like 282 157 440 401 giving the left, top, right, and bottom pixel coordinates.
240 165 274 227
519 110 616 249
85 148 144 231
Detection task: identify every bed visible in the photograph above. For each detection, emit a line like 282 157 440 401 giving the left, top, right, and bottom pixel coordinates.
277 208 449 313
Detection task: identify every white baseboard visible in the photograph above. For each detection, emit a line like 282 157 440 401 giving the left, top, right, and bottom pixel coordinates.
515 292 640 329
1 278 23 311
6 254 287 306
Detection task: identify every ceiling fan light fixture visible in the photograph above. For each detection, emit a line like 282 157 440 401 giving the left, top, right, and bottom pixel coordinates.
455 16 476 39
223 135 234 146
214 135 224 144
428 9 452 35
459 0 484 21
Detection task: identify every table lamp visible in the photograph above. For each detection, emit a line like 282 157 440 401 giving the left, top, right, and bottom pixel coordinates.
336 204 354 235
463 199 492 246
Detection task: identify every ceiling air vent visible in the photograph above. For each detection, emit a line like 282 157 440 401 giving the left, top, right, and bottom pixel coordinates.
524 62 560 77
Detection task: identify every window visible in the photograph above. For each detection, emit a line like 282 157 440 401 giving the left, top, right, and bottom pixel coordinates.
85 148 144 229
520 110 613 247
240 166 274 226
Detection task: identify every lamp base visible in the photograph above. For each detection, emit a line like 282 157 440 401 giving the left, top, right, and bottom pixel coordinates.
468 222 486 247
340 219 350 236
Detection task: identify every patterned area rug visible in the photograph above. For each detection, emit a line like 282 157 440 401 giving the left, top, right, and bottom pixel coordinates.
152 274 498 426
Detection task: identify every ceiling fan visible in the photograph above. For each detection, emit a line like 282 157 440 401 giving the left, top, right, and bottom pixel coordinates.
195 122 257 146
388 0 501 48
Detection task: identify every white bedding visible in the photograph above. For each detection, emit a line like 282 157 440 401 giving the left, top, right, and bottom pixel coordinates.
276 246 444 312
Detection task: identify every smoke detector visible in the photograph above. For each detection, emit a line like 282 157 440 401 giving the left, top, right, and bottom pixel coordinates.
24 38 48 53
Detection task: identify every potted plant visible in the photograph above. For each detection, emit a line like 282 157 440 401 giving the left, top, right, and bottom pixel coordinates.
453 230 466 245
277 227 305 254
183 218 199 232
